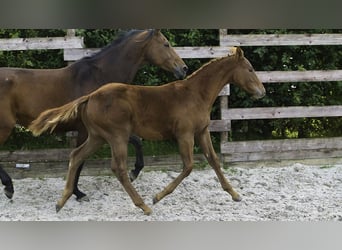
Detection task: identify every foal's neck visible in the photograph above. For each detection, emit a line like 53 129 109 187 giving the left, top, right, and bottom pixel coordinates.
185 56 235 108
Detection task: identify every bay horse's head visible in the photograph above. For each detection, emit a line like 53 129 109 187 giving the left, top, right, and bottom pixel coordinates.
143 29 188 79
230 47 266 99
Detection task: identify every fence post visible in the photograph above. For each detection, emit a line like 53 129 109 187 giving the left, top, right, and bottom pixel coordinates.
66 29 77 67
65 29 79 147
219 29 230 155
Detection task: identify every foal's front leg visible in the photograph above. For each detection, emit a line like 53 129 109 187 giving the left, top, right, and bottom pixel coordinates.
197 129 241 202
109 140 152 215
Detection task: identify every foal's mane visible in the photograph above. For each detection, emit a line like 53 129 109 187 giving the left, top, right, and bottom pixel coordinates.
185 51 236 80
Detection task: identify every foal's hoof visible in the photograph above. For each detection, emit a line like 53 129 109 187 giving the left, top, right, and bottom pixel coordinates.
4 186 14 199
56 204 62 213
232 194 242 202
76 195 90 202
144 209 152 216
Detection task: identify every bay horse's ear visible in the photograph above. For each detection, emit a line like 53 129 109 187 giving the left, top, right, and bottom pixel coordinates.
236 47 244 59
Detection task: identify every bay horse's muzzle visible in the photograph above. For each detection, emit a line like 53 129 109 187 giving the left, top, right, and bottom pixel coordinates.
174 65 188 79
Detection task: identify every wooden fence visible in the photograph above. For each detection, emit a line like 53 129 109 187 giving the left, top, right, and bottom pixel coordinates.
0 29 341 178
216 30 342 163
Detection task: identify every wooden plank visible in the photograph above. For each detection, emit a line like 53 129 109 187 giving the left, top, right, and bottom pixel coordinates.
218 85 229 96
65 50 342 85
174 46 230 58
209 120 231 132
0 153 208 179
220 33 342 46
256 70 342 83
221 137 342 162
221 137 342 153
222 106 342 120
64 48 99 60
0 37 84 51
0 148 71 162
64 46 231 61
223 149 342 162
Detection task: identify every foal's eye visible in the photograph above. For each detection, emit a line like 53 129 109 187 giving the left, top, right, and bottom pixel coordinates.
248 68 254 72
164 42 170 47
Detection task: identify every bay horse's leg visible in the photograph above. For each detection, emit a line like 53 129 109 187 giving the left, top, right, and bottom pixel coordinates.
197 129 241 202
56 135 104 212
0 119 15 199
128 135 144 181
153 135 194 204
72 129 90 201
109 137 152 215
0 165 14 199
73 162 88 201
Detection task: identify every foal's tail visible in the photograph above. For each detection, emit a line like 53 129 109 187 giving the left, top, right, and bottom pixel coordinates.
29 95 90 136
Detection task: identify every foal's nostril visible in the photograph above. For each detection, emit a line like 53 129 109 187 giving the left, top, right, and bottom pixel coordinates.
183 65 188 73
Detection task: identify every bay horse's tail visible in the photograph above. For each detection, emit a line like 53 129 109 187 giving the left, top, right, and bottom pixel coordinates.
29 95 90 136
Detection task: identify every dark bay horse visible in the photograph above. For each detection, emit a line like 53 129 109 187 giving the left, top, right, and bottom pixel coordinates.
29 47 265 215
0 29 187 200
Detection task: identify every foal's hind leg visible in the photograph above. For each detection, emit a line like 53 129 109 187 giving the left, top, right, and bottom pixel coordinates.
128 135 144 182
109 137 152 215
197 129 241 202
56 135 103 212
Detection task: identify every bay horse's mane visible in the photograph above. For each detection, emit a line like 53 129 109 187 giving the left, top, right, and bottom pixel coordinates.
185 47 237 80
69 29 156 80
78 29 154 62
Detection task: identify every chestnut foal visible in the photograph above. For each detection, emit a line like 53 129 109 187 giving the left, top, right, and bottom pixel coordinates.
30 47 265 215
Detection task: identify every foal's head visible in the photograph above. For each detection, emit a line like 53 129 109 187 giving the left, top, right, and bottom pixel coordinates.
144 29 188 79
231 47 266 99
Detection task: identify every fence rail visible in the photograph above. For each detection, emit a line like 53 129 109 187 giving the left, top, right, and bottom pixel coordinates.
0 36 84 51
220 33 342 46
222 137 342 162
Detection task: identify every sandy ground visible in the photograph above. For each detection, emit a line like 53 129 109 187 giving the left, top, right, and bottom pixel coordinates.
0 163 341 221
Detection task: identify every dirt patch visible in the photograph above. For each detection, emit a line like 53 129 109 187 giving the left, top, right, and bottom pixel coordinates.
0 163 341 221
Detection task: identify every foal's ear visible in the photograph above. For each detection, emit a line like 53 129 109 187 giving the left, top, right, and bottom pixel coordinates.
236 47 244 59
153 29 161 35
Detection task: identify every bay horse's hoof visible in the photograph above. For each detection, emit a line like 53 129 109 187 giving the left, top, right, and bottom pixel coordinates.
4 186 14 199
76 195 90 202
129 170 138 182
152 196 159 204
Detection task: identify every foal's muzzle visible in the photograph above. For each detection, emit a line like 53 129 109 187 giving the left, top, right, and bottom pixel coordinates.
252 86 266 100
